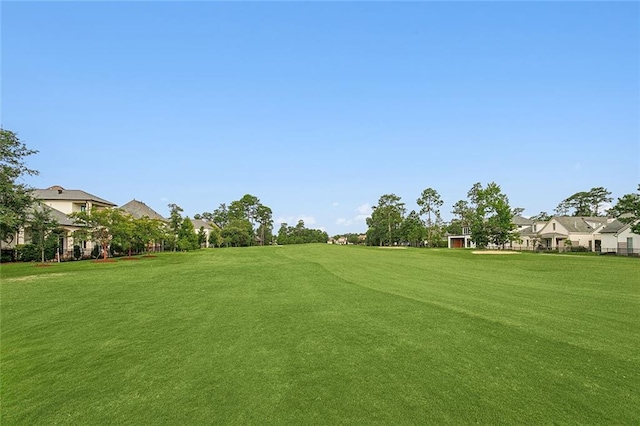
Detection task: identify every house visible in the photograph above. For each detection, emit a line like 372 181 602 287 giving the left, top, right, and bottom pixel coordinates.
190 219 219 247
512 215 534 231
447 226 473 249
10 185 117 259
33 185 116 215
537 216 609 251
596 219 640 256
511 219 549 250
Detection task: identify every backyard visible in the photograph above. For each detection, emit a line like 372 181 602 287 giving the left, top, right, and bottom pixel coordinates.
1 245 638 424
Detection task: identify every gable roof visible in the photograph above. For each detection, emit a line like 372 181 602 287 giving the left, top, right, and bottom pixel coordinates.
598 219 629 234
553 216 608 233
27 204 77 227
32 185 116 206
518 225 535 236
120 199 167 221
191 219 218 230
512 215 534 226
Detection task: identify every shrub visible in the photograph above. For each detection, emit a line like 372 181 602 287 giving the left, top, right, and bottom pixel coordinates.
570 246 590 253
1 250 14 262
15 244 39 262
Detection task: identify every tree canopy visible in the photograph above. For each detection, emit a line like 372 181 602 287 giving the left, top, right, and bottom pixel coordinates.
277 220 328 245
0 129 39 246
464 182 517 249
555 187 612 217
366 194 406 246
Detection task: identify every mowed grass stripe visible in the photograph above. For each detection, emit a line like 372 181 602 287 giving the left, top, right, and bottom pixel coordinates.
1 246 638 424
288 246 639 364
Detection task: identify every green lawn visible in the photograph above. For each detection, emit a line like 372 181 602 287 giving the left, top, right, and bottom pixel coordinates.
1 246 638 424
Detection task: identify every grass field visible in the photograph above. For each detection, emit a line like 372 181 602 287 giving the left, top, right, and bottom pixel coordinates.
1 245 639 424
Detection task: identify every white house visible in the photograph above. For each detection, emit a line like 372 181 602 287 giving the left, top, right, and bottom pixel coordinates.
537 216 609 251
596 219 640 255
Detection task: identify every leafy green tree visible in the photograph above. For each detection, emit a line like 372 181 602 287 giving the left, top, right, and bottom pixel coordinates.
0 129 39 248
417 188 443 247
488 196 516 247
530 211 551 221
197 227 207 248
112 212 138 257
208 224 223 247
222 219 253 247
608 187 640 220
167 203 184 251
400 210 426 247
256 204 273 246
608 185 640 233
445 219 463 236
451 200 472 226
347 234 360 245
588 187 612 216
466 182 516 249
276 221 328 245
28 204 59 263
135 216 165 254
556 187 612 217
44 229 64 261
177 217 199 251
211 203 229 228
277 223 289 245
366 194 405 246
71 208 128 260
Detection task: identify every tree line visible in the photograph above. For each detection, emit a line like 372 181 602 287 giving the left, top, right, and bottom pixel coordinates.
365 183 640 249
2 128 639 260
277 220 329 245
365 183 518 248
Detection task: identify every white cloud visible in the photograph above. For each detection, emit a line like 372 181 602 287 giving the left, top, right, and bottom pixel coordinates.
336 204 372 228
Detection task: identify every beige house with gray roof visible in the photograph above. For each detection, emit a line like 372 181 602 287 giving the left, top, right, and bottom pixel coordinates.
537 216 609 251
33 185 116 214
9 185 117 259
596 219 640 255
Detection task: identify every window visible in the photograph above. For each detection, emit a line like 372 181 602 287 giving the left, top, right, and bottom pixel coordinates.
80 204 87 212
462 227 470 235
533 225 536 232
552 223 556 231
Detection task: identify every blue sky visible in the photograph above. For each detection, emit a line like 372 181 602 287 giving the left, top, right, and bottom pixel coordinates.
2 1 638 235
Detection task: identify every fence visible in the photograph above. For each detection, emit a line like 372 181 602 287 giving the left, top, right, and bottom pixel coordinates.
478 245 639 257
597 248 640 257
